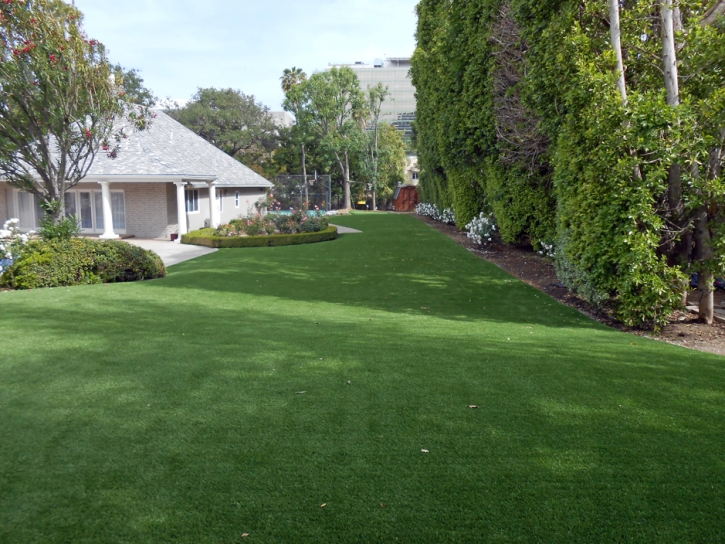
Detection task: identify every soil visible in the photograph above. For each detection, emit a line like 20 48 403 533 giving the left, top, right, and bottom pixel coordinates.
412 213 725 357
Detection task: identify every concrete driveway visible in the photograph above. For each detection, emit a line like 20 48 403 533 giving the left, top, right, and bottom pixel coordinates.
125 239 217 267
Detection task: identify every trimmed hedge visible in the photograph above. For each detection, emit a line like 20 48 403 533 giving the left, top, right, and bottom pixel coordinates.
182 225 338 248
1 238 166 290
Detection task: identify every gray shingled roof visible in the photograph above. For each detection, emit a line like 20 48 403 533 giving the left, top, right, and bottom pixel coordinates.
85 110 273 187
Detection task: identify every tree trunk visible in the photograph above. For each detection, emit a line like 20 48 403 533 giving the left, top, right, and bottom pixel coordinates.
301 144 308 210
661 0 690 270
372 188 376 211
609 0 627 104
693 203 714 323
702 0 725 26
343 153 352 209
661 0 680 107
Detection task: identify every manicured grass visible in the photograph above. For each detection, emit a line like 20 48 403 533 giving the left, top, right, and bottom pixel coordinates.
1 213 723 542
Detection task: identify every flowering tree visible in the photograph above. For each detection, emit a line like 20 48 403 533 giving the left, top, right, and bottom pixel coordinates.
0 0 153 222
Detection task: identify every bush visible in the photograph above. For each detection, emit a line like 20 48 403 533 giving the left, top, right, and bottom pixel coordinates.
465 212 497 245
181 226 338 248
0 238 166 290
37 200 82 241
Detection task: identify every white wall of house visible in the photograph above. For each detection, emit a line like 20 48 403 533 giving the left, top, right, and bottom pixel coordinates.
185 186 210 232
1 181 271 238
218 187 267 224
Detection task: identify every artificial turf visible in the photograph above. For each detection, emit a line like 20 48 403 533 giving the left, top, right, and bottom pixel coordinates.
0 212 723 543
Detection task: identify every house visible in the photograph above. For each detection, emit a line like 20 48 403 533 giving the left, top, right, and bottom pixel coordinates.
0 111 273 240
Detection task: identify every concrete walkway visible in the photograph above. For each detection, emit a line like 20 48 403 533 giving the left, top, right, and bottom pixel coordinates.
330 224 362 234
125 239 217 267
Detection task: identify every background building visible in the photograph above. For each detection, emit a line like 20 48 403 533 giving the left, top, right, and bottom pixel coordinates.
328 57 415 138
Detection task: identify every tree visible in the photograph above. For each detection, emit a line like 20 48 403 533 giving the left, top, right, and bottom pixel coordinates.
374 124 407 206
281 67 311 206
112 64 156 107
360 83 388 211
166 88 278 170
303 67 366 209
0 0 152 222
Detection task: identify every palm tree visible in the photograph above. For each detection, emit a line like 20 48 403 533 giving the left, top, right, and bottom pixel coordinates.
280 67 306 94
281 67 310 207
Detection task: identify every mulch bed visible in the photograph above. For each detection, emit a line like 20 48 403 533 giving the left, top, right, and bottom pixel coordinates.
411 212 725 357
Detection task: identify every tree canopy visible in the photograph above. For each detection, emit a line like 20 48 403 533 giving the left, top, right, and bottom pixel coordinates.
166 88 278 173
0 0 153 219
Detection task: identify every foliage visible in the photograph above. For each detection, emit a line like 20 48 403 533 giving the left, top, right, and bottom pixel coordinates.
1 238 165 290
0 0 153 221
412 0 725 327
0 218 30 283
415 202 456 225
182 225 338 248
465 212 497 245
295 67 367 209
37 200 80 241
213 207 329 238
112 64 156 107
166 88 278 172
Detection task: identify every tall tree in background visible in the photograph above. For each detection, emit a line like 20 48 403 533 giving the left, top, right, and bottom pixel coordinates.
0 0 153 221
166 88 278 172
360 83 388 211
281 67 311 206
374 123 407 206
304 67 366 209
112 64 156 107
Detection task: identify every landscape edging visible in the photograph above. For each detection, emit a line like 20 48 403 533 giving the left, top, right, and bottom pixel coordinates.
181 225 338 248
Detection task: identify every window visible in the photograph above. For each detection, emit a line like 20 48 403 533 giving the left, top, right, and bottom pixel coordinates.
17 192 35 230
217 191 223 212
111 192 126 229
64 192 77 218
186 189 199 213
235 192 240 208
412 172 419 180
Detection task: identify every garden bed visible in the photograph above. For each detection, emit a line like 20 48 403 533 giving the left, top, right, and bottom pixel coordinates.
181 225 338 248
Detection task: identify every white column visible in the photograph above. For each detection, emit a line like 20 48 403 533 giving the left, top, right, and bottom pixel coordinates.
98 181 119 239
174 182 187 243
208 182 220 228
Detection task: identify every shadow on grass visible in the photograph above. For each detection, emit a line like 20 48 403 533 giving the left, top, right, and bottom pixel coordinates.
157 213 599 330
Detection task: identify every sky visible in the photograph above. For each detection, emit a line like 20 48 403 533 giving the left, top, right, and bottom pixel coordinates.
73 0 419 112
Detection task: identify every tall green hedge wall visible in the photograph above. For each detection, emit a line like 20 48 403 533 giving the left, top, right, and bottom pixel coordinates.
412 0 725 327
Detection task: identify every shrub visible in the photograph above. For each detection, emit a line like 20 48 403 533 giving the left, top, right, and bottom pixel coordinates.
181 226 338 248
0 218 30 280
245 215 266 236
465 212 497 245
0 238 166 290
274 214 296 234
416 202 456 225
214 223 237 237
37 200 81 241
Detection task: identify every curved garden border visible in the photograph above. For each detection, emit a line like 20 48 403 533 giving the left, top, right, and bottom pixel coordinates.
181 226 338 248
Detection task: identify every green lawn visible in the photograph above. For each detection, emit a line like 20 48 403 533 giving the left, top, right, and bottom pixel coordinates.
1 213 723 543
